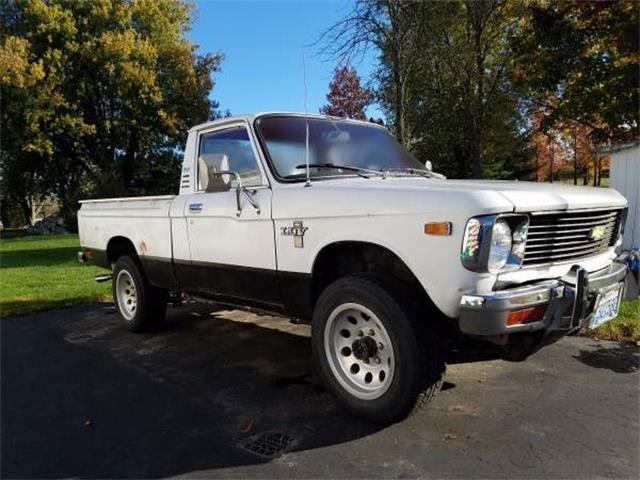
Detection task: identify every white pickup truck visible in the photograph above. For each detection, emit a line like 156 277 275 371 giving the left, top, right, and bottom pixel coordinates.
78 113 629 423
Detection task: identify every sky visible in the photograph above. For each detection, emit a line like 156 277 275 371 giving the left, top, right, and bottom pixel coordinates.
189 0 383 118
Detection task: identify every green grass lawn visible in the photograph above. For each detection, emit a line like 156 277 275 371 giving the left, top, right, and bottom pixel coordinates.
0 234 638 342
588 296 640 342
0 234 111 317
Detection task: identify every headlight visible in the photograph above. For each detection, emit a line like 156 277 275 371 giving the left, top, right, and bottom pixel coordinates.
461 214 529 273
511 219 529 263
488 220 512 272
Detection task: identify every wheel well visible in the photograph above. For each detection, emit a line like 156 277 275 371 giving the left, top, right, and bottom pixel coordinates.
311 242 425 307
309 241 451 336
106 236 137 265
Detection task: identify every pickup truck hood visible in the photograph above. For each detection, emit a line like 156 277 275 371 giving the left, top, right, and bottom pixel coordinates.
432 179 627 211
308 177 628 212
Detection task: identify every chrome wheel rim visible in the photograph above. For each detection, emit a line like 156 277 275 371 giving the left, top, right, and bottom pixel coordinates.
116 270 137 321
324 303 395 400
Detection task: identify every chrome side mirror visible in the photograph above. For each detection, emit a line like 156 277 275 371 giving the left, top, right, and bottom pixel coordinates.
237 184 261 216
425 160 433 171
208 170 260 216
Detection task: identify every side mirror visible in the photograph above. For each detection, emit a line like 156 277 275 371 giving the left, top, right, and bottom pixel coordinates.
425 160 433 171
197 153 261 216
204 169 261 217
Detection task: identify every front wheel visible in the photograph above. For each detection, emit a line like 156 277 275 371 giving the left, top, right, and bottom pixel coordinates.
112 255 167 332
312 274 445 424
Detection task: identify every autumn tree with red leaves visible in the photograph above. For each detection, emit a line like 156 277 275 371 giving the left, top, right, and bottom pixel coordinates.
530 105 566 182
320 64 373 120
529 102 609 185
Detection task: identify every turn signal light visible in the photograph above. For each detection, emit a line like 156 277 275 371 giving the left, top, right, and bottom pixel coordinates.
507 305 547 326
424 222 452 236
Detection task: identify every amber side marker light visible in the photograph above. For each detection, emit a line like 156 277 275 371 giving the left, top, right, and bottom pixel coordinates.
507 305 548 326
424 222 452 236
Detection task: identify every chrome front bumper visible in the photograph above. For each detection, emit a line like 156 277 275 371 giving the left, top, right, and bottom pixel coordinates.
458 261 628 336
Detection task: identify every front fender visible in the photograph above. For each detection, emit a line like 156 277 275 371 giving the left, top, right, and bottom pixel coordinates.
274 213 492 318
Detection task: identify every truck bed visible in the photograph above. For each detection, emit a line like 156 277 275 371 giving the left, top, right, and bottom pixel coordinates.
78 195 176 264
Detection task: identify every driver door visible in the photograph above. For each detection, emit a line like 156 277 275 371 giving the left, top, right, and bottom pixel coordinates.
180 122 280 308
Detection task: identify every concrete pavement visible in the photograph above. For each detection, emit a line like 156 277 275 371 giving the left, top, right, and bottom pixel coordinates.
1 303 638 478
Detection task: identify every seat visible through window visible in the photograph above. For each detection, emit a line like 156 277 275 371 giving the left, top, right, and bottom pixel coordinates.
198 126 262 190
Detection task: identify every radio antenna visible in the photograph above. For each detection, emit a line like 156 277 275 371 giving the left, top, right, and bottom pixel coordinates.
303 49 311 187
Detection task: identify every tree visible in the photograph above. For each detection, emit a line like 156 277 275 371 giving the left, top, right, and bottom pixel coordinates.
320 0 532 180
512 0 639 144
320 64 373 119
566 122 601 186
318 0 421 143
529 105 568 183
405 0 530 179
526 102 610 185
0 0 223 228
320 0 637 181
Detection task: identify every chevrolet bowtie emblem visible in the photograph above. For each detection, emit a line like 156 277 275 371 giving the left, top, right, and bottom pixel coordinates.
281 221 309 248
589 225 607 241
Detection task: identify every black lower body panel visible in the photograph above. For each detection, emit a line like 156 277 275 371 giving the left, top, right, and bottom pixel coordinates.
174 260 312 318
85 251 314 319
175 259 281 306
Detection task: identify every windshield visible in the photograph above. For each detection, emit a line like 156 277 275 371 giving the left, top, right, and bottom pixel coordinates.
255 116 426 180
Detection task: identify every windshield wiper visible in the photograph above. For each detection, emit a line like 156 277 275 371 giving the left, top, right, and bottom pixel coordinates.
383 167 445 179
294 163 380 179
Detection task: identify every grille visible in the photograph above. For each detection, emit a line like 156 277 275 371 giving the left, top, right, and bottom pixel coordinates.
523 209 622 266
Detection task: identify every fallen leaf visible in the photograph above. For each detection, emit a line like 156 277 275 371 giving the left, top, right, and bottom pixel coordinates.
239 421 253 434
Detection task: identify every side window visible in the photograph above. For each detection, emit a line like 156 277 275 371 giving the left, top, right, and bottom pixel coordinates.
198 126 262 192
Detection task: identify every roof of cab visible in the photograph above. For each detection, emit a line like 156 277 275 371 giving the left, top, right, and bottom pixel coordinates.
188 111 383 133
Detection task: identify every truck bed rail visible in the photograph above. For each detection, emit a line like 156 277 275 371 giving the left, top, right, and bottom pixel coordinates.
79 195 175 204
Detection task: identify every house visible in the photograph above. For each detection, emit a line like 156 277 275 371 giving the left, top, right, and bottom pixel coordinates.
602 141 639 250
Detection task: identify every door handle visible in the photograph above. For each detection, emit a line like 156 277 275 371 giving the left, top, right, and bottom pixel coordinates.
189 203 203 212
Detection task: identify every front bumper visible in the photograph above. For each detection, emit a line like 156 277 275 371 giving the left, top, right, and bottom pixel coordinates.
458 261 627 336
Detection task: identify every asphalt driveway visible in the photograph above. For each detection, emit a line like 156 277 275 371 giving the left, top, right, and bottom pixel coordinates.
1 303 638 479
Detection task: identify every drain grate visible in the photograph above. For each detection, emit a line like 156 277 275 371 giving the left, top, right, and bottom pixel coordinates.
65 333 95 343
239 432 296 458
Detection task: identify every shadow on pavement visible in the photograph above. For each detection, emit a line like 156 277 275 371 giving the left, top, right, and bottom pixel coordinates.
1 303 381 478
572 342 640 374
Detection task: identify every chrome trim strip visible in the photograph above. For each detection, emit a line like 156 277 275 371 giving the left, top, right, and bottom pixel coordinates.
528 207 625 216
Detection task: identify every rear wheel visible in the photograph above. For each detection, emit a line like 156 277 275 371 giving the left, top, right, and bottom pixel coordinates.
312 274 445 424
112 255 167 332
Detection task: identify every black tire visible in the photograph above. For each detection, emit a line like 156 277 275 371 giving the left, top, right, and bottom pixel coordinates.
112 255 167 332
312 273 445 424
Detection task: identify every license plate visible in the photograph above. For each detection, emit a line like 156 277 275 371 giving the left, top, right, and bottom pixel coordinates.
589 284 623 329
